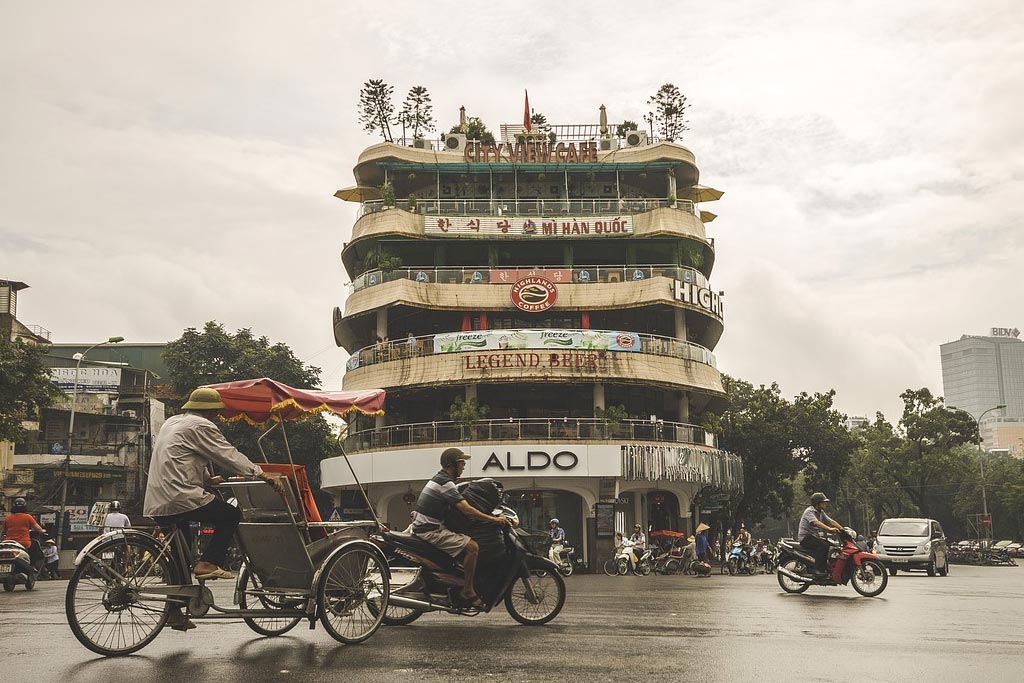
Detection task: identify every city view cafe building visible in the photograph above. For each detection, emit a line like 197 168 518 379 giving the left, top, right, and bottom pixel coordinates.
320 443 743 564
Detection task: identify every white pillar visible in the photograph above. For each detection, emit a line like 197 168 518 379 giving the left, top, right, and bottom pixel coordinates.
376 309 388 340
678 391 690 423
465 385 477 403
593 383 605 412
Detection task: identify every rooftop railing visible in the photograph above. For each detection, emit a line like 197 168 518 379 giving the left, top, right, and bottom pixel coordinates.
343 417 717 453
345 328 716 373
349 264 709 293
357 197 696 220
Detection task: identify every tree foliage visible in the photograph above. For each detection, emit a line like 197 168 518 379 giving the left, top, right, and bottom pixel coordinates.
398 85 435 139
647 83 690 142
705 377 855 526
358 78 395 142
616 120 639 138
0 339 61 442
162 322 335 499
449 116 495 145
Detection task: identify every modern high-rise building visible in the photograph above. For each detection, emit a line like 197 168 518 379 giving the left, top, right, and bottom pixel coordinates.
320 115 743 562
940 327 1024 454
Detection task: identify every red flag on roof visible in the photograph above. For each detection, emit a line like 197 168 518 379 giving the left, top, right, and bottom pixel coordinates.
523 90 532 132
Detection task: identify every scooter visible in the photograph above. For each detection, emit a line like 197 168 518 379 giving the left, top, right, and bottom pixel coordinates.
727 541 754 575
374 479 567 626
0 540 37 592
777 527 888 597
549 543 576 577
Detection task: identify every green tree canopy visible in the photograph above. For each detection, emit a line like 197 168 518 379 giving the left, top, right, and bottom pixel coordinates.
398 85 435 139
647 83 690 142
449 116 495 144
162 322 336 501
0 339 61 442
358 78 395 142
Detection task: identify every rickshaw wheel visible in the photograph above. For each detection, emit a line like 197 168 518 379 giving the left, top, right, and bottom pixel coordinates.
317 545 389 643
66 535 173 656
238 566 303 636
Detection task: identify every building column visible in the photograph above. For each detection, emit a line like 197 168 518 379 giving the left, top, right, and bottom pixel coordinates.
376 309 388 341
677 391 690 424
465 385 477 403
667 172 677 204
674 307 687 342
593 383 605 412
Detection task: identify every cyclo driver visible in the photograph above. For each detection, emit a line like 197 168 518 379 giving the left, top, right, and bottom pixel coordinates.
411 448 511 609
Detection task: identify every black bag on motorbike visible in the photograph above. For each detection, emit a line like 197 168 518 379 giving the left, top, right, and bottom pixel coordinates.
443 479 508 563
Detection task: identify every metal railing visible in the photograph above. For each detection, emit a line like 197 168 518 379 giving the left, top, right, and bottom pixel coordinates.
13 440 132 458
350 263 709 292
357 197 696 219
343 418 716 453
345 328 716 372
27 325 51 340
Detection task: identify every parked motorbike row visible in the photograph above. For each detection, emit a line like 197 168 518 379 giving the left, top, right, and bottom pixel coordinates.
948 543 1018 566
720 541 778 576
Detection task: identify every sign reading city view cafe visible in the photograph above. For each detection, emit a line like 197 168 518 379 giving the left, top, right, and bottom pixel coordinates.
426 215 633 238
463 140 599 164
673 279 724 319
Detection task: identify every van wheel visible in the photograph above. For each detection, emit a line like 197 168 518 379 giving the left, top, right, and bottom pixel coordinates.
888 566 897 576
3 580 14 592
926 557 936 577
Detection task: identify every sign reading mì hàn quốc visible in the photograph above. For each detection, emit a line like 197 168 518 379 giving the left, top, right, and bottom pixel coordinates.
426 215 632 237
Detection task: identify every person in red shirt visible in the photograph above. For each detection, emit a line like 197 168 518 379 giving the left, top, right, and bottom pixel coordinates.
2 498 47 565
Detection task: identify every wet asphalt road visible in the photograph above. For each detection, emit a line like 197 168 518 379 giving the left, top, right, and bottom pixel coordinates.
2 563 1022 683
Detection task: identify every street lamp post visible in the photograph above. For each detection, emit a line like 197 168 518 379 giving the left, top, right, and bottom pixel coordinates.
56 336 124 551
948 403 1006 532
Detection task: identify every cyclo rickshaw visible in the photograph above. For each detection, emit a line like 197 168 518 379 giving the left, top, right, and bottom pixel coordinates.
65 379 390 656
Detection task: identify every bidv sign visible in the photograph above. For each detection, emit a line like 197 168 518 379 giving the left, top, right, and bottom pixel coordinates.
990 327 1020 338
482 449 579 473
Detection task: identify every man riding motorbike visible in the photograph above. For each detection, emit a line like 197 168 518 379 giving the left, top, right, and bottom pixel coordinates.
411 447 511 609
548 518 566 565
798 492 844 576
102 500 131 533
628 523 647 571
1 498 46 568
735 524 753 569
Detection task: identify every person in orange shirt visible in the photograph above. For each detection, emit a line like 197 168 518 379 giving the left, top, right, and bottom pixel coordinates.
1 498 47 565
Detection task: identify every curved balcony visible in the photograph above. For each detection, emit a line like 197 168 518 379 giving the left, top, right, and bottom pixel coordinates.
343 418 717 454
357 197 696 220
345 329 716 372
349 264 709 293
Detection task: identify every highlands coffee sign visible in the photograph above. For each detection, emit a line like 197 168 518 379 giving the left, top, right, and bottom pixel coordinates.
673 280 724 319
511 275 557 312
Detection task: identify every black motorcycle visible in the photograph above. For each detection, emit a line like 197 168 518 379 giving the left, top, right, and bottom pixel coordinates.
0 540 38 592
374 479 566 626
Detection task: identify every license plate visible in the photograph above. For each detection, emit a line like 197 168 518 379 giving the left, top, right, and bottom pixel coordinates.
0 563 11 573
893 558 909 563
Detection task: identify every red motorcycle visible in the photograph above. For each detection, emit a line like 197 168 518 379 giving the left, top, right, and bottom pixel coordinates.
777 527 888 597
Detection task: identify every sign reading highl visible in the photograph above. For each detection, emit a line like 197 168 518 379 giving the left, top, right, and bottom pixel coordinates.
673 280 723 319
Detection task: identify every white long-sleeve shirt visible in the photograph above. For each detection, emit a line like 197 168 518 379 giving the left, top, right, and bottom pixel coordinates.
143 413 262 517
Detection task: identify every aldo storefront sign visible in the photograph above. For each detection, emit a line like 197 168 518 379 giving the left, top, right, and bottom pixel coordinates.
482 449 580 473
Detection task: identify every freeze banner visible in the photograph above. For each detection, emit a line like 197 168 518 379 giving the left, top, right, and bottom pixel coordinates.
620 444 744 490
432 329 641 354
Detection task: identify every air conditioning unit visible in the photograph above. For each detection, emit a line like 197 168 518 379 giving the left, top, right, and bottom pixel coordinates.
625 131 648 147
599 138 620 151
444 133 467 152
412 138 433 150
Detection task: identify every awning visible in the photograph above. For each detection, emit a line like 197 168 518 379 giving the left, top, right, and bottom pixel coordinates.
683 185 724 202
699 211 718 223
204 378 385 425
334 186 382 202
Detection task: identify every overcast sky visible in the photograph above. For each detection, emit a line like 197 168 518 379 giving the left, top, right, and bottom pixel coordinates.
1 1 1020 422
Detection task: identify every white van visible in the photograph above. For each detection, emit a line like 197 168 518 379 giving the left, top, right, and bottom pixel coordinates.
874 518 949 576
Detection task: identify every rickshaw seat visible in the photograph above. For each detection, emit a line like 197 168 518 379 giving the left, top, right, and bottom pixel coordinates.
220 479 315 588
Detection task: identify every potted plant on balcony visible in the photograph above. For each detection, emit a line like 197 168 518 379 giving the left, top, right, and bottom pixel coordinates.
595 404 628 439
449 397 489 441
378 182 396 208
